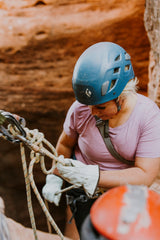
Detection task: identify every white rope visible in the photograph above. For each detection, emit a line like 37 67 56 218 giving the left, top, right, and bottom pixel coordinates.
20 143 38 240
8 125 65 240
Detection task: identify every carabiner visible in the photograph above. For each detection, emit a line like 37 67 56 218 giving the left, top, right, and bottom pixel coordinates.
0 110 26 143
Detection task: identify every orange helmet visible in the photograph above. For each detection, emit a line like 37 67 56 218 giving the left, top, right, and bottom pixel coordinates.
81 185 160 240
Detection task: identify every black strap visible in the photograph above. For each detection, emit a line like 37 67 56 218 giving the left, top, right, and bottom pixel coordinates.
95 117 134 166
81 215 107 240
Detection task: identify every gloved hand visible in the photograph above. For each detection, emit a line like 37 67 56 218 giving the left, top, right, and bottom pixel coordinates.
57 156 99 198
42 174 63 206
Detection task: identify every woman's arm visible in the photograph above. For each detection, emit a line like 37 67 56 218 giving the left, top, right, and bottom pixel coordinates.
56 130 77 158
98 156 160 188
52 130 77 174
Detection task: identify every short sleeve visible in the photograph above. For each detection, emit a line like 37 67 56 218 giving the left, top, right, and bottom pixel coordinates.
136 103 160 158
63 101 78 139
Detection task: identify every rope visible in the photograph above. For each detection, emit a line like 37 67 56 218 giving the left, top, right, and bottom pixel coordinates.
20 142 38 240
8 125 65 240
44 199 52 234
28 156 64 239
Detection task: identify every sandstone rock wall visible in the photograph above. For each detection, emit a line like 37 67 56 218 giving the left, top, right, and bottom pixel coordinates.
0 0 149 115
0 0 149 234
144 0 160 107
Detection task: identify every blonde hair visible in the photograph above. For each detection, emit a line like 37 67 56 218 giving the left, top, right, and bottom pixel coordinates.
118 77 139 101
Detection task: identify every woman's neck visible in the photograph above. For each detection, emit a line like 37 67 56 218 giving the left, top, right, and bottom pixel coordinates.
109 93 137 128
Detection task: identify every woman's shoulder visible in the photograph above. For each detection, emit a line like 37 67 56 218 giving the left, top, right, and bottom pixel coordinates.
66 101 93 132
137 93 160 111
136 94 160 124
69 100 91 115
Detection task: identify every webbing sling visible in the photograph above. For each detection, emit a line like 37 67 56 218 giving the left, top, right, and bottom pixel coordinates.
95 117 134 166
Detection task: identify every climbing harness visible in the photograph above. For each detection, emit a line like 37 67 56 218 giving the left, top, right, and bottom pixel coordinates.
0 110 76 240
67 193 89 224
65 186 99 230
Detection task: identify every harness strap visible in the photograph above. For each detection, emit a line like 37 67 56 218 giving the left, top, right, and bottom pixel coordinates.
66 194 89 223
95 117 134 166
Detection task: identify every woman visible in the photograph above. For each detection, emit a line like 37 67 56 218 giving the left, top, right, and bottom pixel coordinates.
43 42 160 236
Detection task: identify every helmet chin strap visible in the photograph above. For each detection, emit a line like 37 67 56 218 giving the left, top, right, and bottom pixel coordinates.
115 98 121 112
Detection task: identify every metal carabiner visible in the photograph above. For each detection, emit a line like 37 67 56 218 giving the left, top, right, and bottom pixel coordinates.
0 110 26 143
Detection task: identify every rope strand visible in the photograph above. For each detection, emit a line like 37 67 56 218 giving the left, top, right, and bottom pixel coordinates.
20 143 38 240
8 125 65 240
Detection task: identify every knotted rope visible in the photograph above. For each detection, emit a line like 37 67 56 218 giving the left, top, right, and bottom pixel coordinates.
8 125 65 240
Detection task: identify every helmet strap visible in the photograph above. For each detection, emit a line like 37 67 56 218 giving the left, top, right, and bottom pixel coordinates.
115 98 121 112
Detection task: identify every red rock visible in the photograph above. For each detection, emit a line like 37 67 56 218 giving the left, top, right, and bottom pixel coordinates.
0 0 149 236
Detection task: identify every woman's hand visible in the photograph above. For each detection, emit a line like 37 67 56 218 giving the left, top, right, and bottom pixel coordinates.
57 157 99 197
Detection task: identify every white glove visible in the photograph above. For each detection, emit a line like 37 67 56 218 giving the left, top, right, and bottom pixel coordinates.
42 174 63 206
57 157 99 198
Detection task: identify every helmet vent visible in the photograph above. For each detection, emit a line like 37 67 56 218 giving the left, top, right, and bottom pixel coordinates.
110 79 117 90
125 53 131 60
115 55 121 61
114 67 120 74
125 64 130 71
101 81 109 96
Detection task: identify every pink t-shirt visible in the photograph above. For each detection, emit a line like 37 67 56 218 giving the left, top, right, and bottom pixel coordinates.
63 94 160 171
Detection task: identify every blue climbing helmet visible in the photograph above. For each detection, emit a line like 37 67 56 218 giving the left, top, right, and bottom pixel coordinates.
72 42 135 105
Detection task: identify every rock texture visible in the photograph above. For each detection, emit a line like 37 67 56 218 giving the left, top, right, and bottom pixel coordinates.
144 0 160 194
0 0 149 115
144 0 160 107
0 0 150 236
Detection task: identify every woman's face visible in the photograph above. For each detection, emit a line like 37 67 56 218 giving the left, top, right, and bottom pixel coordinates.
89 100 118 120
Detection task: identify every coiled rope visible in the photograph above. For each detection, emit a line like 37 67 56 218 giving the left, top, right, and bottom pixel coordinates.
8 125 65 240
